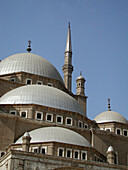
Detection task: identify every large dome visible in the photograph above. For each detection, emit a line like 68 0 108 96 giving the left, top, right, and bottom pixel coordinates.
0 53 63 84
94 110 127 124
16 127 91 147
0 85 85 116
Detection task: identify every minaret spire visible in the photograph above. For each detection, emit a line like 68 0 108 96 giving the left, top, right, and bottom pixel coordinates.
62 22 73 92
65 22 72 53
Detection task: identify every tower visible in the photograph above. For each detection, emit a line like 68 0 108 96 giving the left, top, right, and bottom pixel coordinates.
76 72 86 96
22 132 31 152
62 22 73 92
107 146 115 164
74 72 87 116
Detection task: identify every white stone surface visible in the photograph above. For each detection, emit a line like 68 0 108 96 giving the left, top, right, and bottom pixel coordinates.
0 53 64 83
16 127 91 147
0 85 85 116
94 110 127 124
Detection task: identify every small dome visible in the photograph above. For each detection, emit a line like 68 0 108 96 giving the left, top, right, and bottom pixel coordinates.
16 127 91 147
76 75 85 81
0 53 63 84
94 111 127 124
0 85 85 116
107 146 114 152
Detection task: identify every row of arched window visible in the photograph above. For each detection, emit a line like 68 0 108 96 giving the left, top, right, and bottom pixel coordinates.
9 110 89 129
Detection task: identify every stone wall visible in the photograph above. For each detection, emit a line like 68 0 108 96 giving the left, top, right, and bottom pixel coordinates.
0 72 67 94
0 150 127 170
91 129 128 166
0 112 92 151
0 78 23 97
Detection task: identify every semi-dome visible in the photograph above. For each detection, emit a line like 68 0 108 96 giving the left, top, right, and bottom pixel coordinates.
0 53 63 84
94 110 127 124
0 85 85 116
16 127 91 147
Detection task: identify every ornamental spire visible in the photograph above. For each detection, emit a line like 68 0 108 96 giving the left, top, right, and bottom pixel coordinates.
27 40 32 53
62 22 73 92
108 98 111 111
65 22 72 53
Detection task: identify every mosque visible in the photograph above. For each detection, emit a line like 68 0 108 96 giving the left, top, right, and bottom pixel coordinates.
0 23 128 170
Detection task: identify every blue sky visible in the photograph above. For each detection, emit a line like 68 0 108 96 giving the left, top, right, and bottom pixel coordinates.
0 0 128 120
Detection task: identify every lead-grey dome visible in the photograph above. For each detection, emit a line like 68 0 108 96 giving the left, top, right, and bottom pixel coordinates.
0 85 85 116
0 53 63 84
94 111 127 124
16 127 91 147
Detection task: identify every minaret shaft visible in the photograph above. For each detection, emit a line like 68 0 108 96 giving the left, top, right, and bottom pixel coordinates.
63 22 73 92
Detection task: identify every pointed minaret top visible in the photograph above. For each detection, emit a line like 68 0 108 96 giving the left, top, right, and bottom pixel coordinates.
65 22 72 53
68 22 70 28
108 98 111 111
27 40 32 53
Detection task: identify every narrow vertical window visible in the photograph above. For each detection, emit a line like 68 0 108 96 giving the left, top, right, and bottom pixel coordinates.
66 117 72 126
75 151 79 159
59 149 63 157
46 113 53 122
56 115 63 124
81 151 87 160
117 129 121 135
58 148 64 157
67 150 71 158
78 121 82 128
36 112 43 120
84 124 88 129
41 148 45 154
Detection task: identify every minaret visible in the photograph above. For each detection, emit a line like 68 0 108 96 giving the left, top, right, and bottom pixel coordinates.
62 22 73 92
75 71 87 116
76 71 86 96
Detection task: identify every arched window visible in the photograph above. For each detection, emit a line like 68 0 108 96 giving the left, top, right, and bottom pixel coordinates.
67 150 71 158
41 148 45 154
20 111 27 118
66 117 72 126
78 121 82 128
46 113 53 122
117 129 121 135
26 79 32 85
56 115 63 124
75 151 79 159
36 112 43 120
59 149 63 157
81 151 87 160
84 124 88 129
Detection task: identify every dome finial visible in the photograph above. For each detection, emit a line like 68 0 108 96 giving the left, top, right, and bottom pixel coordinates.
27 40 32 53
108 98 111 111
80 71 82 75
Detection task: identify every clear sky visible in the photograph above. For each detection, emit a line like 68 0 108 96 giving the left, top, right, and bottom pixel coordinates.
0 0 128 120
